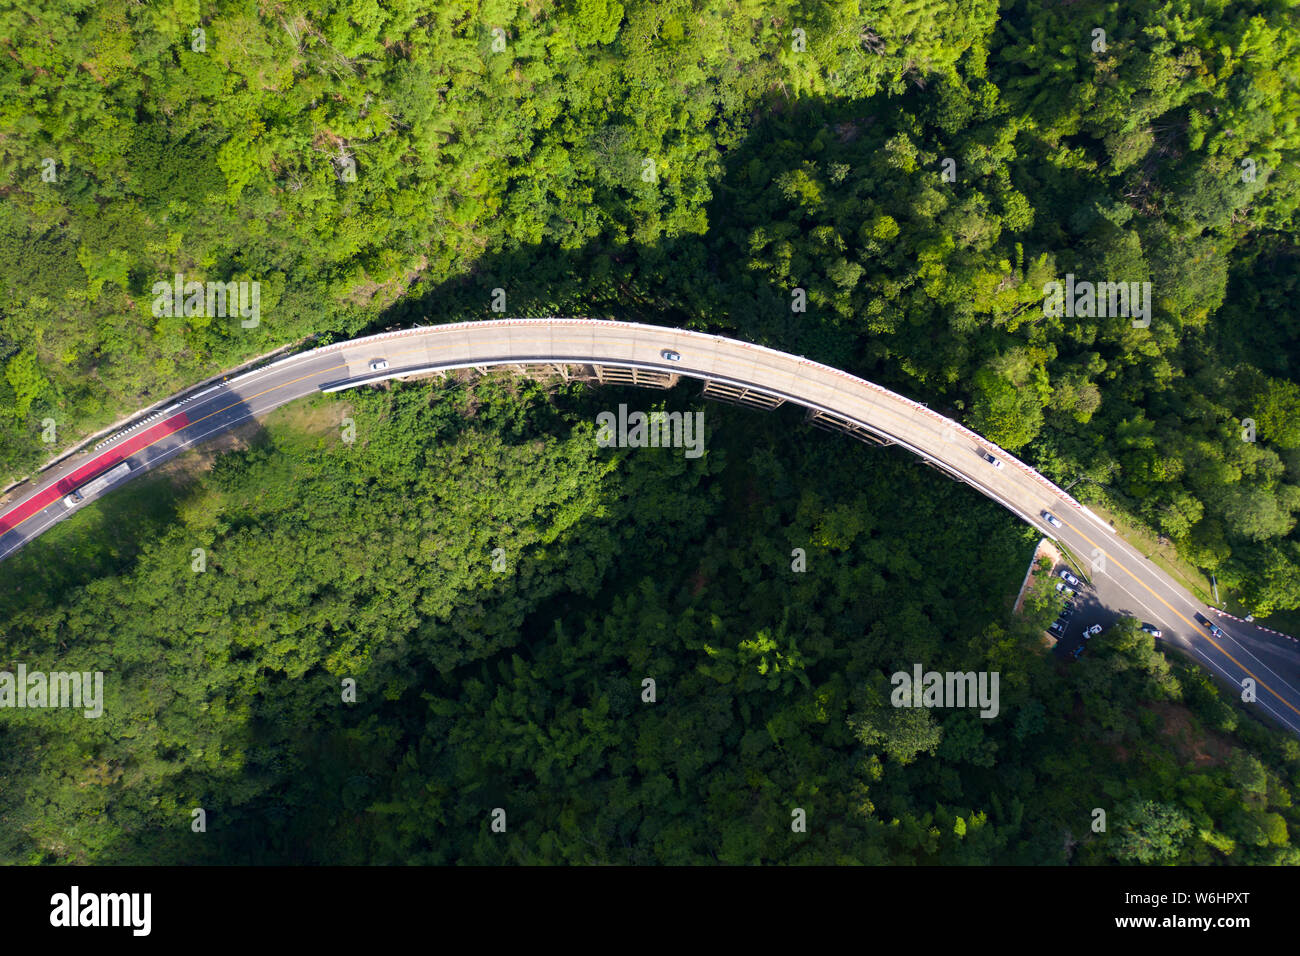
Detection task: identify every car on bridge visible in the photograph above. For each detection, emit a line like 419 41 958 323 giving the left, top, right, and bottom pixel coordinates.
1042 511 1063 529
368 359 389 371
660 349 681 361
979 450 1004 469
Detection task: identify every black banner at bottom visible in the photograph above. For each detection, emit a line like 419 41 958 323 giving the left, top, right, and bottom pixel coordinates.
1 863 1286 944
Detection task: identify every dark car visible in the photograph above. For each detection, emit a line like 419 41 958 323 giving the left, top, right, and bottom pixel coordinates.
1193 611 1226 638
1071 644 1085 659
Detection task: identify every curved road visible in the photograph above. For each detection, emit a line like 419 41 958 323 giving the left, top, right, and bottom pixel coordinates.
3 317 1300 734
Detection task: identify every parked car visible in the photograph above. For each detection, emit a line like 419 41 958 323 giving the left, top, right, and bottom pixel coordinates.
980 451 1004 469
1084 624 1103 638
1072 644 1086 659
660 349 681 361
1042 511 1063 529
1058 569 1081 588
1055 582 1077 598
368 358 389 371
1048 621 1065 635
1140 623 1163 639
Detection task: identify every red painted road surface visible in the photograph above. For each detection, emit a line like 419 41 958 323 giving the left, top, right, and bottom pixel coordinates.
0 412 190 536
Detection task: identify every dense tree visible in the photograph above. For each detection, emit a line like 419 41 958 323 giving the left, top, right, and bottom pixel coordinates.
2 0 1299 865
1 377 1296 864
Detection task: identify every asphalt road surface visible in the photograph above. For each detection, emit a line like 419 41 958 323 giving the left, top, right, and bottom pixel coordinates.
4 318 1299 734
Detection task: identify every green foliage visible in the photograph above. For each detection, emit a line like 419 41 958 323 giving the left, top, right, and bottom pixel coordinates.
1110 800 1194 864
3 0 1299 619
2 382 1296 864
2 0 1300 864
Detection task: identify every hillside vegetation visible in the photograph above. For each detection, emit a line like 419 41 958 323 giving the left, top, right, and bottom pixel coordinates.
2 379 1296 864
3 0 1298 612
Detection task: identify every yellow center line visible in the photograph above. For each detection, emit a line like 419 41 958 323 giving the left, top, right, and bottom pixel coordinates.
1061 514 1300 717
7 333 543 530
2 363 351 534
184 363 352 429
13 327 1300 721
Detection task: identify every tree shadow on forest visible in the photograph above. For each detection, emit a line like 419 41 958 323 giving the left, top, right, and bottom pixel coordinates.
83 93 939 864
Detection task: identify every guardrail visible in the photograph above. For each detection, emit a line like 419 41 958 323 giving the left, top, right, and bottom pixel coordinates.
10 318 1097 557
306 317 1102 528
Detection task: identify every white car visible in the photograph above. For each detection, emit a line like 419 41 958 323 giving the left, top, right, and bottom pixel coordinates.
980 451 1004 469
660 349 681 362
1084 624 1103 638
1042 511 1063 529
1054 582 1076 598
368 359 389 371
1058 569 1081 587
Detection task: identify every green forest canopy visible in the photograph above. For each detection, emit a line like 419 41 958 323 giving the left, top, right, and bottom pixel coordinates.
1 377 1296 864
0 0 1299 862
2 0 1298 614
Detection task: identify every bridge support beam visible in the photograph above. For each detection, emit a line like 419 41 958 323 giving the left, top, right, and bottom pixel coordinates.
509 363 572 382
467 363 678 388
589 365 678 389
920 457 968 484
804 408 894 446
700 380 785 410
